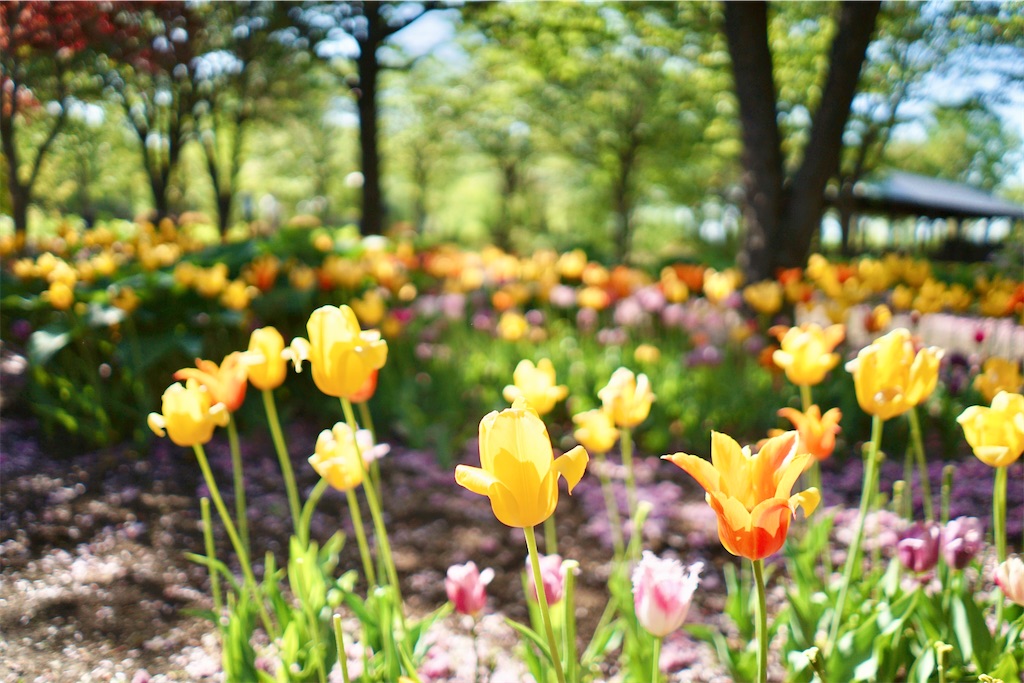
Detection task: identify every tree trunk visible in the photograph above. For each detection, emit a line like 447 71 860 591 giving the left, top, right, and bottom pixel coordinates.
724 2 785 283
613 171 633 262
726 1 880 282
356 6 385 236
10 187 29 241
780 0 881 268
494 160 517 251
217 194 232 237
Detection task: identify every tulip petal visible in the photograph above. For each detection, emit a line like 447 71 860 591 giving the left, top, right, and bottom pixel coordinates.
147 413 166 437
552 445 589 494
710 431 747 495
750 498 792 537
663 453 721 495
774 452 812 499
788 488 820 517
455 465 500 496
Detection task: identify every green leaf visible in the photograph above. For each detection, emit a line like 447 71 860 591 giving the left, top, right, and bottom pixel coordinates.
952 592 993 668
912 645 935 683
505 617 554 666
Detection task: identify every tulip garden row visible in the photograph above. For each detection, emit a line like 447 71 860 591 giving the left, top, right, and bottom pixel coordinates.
3 220 1024 681
3 218 1023 457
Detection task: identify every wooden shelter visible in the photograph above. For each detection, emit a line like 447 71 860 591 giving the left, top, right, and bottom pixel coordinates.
832 171 1024 259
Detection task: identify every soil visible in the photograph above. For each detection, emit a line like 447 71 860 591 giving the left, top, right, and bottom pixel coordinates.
2 407 1019 683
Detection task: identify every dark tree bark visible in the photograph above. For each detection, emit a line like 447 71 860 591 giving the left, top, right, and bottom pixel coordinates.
725 1 881 282
356 3 386 236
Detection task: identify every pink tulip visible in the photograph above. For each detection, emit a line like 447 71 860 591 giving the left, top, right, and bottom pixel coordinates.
445 562 494 617
632 551 703 638
526 554 566 605
995 556 1024 607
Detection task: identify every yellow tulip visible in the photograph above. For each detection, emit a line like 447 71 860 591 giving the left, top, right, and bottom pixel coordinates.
634 343 661 364
308 422 365 491
246 327 287 391
664 431 819 560
46 280 74 310
284 305 388 399
770 323 845 387
743 280 784 316
845 328 943 420
957 391 1024 468
502 359 569 416
572 408 620 454
455 398 589 528
974 357 1023 404
497 311 529 341
148 379 229 447
351 289 387 327
598 367 655 428
703 268 738 305
220 279 257 311
557 249 588 280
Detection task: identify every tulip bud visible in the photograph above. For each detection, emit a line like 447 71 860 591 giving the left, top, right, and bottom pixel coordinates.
632 551 703 638
897 521 943 573
942 517 984 570
994 556 1024 607
525 554 566 605
445 562 494 617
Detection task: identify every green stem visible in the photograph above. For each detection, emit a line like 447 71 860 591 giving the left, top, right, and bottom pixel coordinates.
200 497 222 627
192 444 273 637
595 452 626 559
651 636 662 683
620 427 639 555
799 383 813 413
544 515 559 555
227 414 249 555
994 465 1008 562
346 487 378 587
563 561 578 683
827 415 883 655
358 400 382 492
902 445 915 520
524 525 567 683
262 389 301 535
940 465 954 525
752 559 768 683
471 620 481 683
908 407 934 520
333 614 352 683
341 399 407 631
994 465 1008 634
299 478 329 549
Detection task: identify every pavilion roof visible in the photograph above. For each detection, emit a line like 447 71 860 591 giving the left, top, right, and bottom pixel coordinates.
850 171 1024 220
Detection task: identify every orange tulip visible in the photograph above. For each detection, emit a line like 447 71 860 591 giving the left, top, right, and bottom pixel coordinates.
777 405 842 461
174 352 249 413
664 431 819 560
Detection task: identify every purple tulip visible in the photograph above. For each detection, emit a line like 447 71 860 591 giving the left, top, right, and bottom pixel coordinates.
897 521 943 573
942 517 984 570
